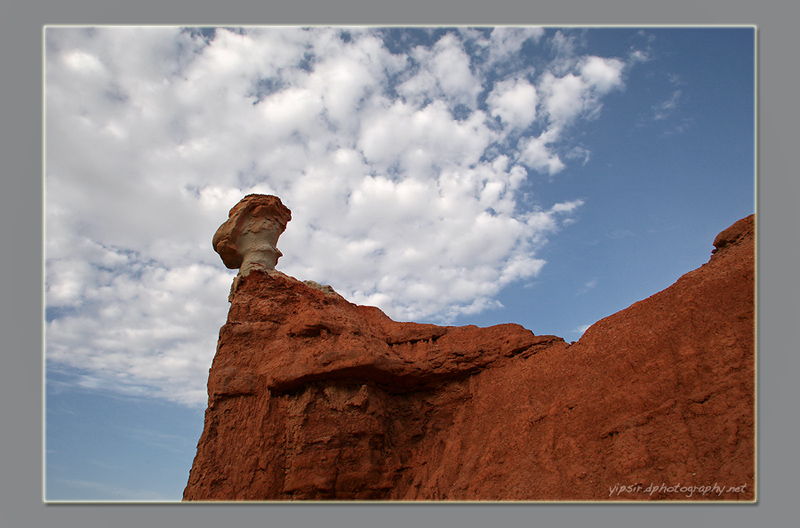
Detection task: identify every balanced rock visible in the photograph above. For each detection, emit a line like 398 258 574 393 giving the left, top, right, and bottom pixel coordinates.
212 194 292 275
184 200 755 502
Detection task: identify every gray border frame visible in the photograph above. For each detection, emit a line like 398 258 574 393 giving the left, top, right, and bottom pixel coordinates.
8 0 797 526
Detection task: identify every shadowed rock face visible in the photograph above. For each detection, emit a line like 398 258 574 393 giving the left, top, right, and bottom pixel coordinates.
184 205 755 502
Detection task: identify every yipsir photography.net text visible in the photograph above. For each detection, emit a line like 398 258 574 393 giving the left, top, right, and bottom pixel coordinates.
609 482 749 498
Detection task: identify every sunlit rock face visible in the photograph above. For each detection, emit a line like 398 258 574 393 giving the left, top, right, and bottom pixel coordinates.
184 202 755 502
212 194 292 276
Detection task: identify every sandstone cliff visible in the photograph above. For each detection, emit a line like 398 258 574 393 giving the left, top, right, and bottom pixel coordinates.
183 196 755 501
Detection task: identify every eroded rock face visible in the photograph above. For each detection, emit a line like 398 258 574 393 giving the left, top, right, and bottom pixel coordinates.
212 194 291 276
184 210 755 501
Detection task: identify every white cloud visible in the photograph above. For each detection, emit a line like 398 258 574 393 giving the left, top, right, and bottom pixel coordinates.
45 27 637 406
628 30 656 64
653 89 682 120
580 56 625 93
357 99 494 177
398 32 483 110
518 134 565 175
573 324 592 335
462 26 545 70
628 49 650 64
511 52 626 173
548 30 581 75
487 77 539 131
577 277 598 295
540 56 625 131
566 145 591 166
489 27 545 56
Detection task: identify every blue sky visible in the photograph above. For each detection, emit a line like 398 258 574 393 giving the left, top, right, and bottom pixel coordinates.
44 26 755 501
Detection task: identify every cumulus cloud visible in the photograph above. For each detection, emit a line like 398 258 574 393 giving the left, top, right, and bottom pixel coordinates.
397 32 483 111
45 27 638 406
518 134 565 175
539 56 625 132
487 77 539 131
481 26 545 66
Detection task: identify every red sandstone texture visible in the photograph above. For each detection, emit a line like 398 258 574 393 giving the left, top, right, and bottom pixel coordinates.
183 214 755 501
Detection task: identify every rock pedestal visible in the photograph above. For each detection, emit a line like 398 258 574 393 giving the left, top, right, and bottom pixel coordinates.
183 199 755 501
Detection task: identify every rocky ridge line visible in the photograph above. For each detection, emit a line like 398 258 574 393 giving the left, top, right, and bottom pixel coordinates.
183 196 755 501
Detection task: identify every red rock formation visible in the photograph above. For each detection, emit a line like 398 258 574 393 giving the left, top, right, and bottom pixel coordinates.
183 198 755 502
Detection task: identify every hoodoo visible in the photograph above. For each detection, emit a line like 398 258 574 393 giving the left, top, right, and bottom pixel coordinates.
183 195 755 501
212 194 292 275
